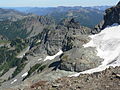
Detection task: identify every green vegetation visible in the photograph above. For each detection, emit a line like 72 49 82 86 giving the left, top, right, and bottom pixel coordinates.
22 63 46 81
12 57 27 78
0 46 22 76
61 55 69 61
0 38 28 77
37 64 46 72
29 64 46 75
0 40 10 44
10 38 28 53
29 64 41 75
0 19 30 40
25 63 46 79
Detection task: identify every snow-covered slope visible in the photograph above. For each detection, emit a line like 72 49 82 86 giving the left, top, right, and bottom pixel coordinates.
70 25 120 77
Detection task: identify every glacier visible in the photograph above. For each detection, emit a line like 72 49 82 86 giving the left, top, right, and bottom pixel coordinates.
70 25 120 77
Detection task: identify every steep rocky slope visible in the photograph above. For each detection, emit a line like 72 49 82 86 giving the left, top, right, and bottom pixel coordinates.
0 17 101 89
0 2 120 90
26 18 102 73
15 2 120 90
93 1 120 34
0 14 54 40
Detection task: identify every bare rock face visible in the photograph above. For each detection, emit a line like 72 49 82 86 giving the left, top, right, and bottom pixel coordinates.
117 1 120 6
102 2 120 28
59 47 103 72
60 18 81 29
30 20 102 72
30 18 91 56
92 1 120 34
26 18 98 73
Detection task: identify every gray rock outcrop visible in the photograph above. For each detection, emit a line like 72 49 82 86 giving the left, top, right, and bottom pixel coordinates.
59 47 103 72
92 1 120 34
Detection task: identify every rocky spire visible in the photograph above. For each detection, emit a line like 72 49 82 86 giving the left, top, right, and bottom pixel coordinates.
60 18 81 29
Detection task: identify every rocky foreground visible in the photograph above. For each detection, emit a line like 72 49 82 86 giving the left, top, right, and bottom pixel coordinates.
6 66 118 90
24 66 120 90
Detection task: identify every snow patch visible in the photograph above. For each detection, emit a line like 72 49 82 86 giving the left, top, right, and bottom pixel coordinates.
11 79 17 84
44 49 63 61
36 40 41 43
70 25 120 77
38 58 42 61
21 72 28 77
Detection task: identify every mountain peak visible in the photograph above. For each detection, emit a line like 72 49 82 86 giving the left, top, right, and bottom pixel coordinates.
92 1 120 34
117 1 120 6
60 18 81 29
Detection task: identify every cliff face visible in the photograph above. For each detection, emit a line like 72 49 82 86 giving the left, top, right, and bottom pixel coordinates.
30 18 91 55
92 1 120 34
27 18 102 73
103 2 120 28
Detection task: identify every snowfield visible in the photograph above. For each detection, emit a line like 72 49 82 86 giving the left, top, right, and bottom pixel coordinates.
21 72 28 77
38 58 42 61
70 25 120 77
44 49 63 61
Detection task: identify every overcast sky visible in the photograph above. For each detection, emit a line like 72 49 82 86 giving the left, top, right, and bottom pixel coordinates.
0 0 119 7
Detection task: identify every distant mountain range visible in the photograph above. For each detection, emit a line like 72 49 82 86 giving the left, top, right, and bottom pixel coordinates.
0 8 28 21
85 6 111 11
2 6 111 14
1 6 111 28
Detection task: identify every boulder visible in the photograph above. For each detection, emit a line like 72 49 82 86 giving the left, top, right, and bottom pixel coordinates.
59 47 103 72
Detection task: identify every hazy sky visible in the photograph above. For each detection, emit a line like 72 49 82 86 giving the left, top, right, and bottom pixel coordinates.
0 0 119 7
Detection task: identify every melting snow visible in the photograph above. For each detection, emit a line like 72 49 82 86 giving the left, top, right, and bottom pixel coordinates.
70 25 120 77
21 72 28 77
11 79 17 84
36 40 41 43
38 58 42 61
44 49 63 61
